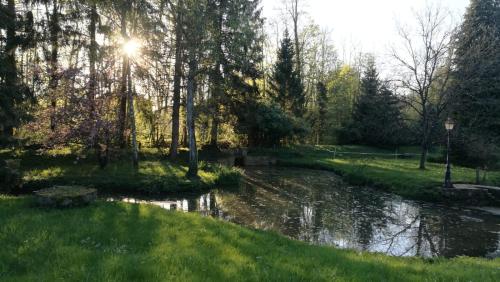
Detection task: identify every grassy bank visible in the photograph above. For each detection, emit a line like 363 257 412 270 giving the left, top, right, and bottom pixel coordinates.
250 145 500 201
0 148 240 194
0 195 498 281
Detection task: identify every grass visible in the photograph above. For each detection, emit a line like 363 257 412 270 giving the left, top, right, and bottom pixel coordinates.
0 195 498 281
0 148 240 194
250 145 500 201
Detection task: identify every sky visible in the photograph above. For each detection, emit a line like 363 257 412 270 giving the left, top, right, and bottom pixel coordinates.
261 0 470 62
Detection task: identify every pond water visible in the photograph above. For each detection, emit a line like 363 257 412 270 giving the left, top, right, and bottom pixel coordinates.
110 167 500 258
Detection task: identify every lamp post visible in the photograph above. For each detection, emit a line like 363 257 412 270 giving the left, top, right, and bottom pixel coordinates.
444 118 455 188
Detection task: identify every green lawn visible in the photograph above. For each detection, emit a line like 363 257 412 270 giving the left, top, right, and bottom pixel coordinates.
0 195 498 281
0 148 239 194
250 145 500 201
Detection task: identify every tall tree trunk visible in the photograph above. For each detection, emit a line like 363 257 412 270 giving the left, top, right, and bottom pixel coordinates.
186 57 198 178
87 4 108 168
3 0 17 138
209 3 224 148
419 145 428 170
170 6 183 160
88 2 97 116
419 115 430 170
117 7 128 148
292 0 301 77
181 96 188 147
209 63 221 147
89 2 98 158
127 59 139 168
49 0 60 132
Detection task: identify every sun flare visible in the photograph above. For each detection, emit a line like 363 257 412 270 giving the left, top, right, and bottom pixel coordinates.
122 39 141 57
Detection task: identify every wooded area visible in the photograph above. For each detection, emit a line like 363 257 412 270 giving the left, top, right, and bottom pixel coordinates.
1 0 499 176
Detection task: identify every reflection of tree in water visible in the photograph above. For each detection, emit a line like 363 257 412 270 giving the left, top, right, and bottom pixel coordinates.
180 167 500 258
419 209 500 258
350 188 389 251
364 203 500 258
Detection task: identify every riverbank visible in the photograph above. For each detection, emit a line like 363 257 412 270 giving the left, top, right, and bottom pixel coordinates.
0 148 240 194
250 146 500 202
0 195 498 281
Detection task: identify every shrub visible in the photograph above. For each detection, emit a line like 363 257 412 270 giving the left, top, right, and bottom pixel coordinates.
0 159 22 194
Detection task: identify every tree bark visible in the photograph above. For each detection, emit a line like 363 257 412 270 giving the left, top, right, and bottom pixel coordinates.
291 0 301 77
170 5 183 160
209 2 224 148
186 57 198 178
117 6 128 148
419 145 428 170
49 0 60 132
88 2 102 166
127 59 139 168
3 0 17 138
88 2 97 117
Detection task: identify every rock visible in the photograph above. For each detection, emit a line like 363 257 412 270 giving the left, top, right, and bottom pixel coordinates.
34 186 97 208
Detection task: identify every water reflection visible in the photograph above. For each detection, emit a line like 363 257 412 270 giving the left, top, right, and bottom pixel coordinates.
110 168 500 258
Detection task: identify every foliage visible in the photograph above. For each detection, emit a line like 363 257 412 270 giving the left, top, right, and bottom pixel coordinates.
338 59 406 147
451 0 500 168
0 1 35 138
268 31 305 118
323 65 361 143
0 158 22 194
234 100 309 147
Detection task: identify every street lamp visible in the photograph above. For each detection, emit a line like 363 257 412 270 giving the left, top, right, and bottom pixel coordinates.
444 118 455 188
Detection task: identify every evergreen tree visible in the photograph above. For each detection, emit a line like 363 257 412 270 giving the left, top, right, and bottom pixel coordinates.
339 58 405 147
268 31 304 118
452 0 500 167
0 0 34 139
206 0 264 148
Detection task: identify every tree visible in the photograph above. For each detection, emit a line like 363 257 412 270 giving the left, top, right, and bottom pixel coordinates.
314 81 327 144
283 0 303 78
169 0 184 160
268 31 304 118
0 0 34 139
205 0 264 149
452 0 500 168
183 0 209 178
339 58 405 147
392 5 455 169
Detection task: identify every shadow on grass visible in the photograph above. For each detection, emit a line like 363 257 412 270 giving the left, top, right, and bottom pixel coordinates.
14 150 239 195
1 197 498 281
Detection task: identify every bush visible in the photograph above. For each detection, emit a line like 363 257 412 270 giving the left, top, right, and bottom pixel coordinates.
0 159 22 194
451 132 500 169
235 101 310 147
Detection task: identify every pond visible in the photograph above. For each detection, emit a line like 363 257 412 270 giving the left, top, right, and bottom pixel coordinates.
110 167 500 258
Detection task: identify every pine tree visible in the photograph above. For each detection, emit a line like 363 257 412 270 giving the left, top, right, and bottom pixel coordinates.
340 58 404 146
268 31 304 118
206 0 264 148
452 0 500 166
